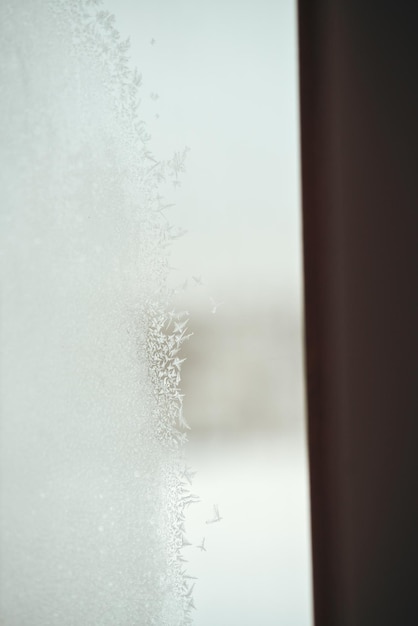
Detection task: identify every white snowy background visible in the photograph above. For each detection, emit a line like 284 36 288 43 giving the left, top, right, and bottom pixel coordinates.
103 0 313 624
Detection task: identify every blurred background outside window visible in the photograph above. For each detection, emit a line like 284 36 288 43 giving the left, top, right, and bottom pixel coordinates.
105 0 313 623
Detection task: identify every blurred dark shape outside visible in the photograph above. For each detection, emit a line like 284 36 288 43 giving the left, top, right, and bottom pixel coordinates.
181 303 305 438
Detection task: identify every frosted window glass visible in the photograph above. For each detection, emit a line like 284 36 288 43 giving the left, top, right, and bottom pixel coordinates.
0 1 312 624
1 1 195 623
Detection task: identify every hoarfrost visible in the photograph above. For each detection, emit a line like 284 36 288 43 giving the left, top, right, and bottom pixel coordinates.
0 0 195 623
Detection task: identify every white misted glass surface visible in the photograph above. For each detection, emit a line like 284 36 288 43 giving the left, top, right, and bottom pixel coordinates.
104 1 312 625
0 0 312 624
1 1 196 623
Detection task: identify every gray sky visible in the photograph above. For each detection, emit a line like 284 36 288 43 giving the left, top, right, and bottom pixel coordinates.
104 0 302 304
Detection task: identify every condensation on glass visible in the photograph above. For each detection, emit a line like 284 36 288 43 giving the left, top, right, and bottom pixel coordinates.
0 1 195 624
0 1 312 625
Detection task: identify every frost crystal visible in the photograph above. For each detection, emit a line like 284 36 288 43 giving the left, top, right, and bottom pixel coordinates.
0 1 195 624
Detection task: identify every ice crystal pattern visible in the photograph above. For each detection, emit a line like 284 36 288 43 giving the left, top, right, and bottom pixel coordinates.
0 0 196 624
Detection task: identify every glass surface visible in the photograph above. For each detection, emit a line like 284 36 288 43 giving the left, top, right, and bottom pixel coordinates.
104 1 313 624
0 0 312 623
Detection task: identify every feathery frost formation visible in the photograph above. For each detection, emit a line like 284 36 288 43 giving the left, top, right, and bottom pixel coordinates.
0 0 195 623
